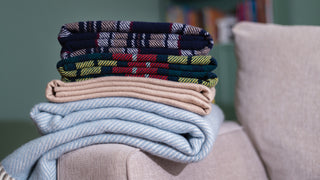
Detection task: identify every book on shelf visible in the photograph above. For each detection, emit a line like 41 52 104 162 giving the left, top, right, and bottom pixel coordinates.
165 0 273 44
236 0 273 23
166 6 203 27
202 7 225 42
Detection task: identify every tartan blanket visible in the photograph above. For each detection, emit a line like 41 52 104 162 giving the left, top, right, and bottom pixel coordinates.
58 31 207 44
61 47 211 59
57 64 217 79
60 74 218 88
58 53 218 71
57 53 218 87
59 72 218 87
59 20 214 58
61 37 210 51
46 76 216 115
0 97 224 180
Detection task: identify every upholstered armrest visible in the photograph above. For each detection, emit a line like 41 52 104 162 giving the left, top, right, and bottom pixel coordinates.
57 121 268 180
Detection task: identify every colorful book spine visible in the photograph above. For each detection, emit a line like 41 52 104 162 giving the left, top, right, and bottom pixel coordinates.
166 0 273 43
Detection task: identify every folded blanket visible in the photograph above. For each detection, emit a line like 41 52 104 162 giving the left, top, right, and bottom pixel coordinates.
59 20 214 58
59 59 216 72
46 76 215 115
61 37 209 51
58 53 218 71
57 64 217 78
58 31 207 44
61 47 211 59
60 73 218 87
57 52 218 86
0 97 224 180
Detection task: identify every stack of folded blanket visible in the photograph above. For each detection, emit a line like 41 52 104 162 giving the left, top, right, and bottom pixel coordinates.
0 20 224 180
57 53 218 87
57 20 218 87
59 20 213 58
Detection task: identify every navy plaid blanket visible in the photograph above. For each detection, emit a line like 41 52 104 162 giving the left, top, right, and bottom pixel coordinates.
59 20 214 58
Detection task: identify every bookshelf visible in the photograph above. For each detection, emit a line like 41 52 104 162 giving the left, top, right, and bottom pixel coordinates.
162 0 320 120
163 0 272 44
162 0 273 120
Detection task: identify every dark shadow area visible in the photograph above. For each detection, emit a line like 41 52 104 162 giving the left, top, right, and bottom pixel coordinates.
0 121 40 160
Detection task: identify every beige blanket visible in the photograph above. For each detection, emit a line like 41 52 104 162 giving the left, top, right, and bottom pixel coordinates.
46 76 215 115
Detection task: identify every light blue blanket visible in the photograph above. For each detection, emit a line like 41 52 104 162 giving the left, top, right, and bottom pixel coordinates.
0 97 224 180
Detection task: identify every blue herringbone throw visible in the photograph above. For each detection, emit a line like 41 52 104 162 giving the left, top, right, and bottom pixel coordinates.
0 97 224 180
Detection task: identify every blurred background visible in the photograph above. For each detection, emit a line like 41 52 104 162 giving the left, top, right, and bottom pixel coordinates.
0 0 319 159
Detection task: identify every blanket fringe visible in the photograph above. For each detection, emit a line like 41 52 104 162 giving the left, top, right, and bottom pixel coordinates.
0 164 14 180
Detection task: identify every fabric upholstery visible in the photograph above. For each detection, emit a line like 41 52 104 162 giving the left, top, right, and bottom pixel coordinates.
57 144 138 180
233 22 320 180
57 121 268 180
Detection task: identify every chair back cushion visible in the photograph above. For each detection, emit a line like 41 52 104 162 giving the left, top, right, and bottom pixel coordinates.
233 22 320 180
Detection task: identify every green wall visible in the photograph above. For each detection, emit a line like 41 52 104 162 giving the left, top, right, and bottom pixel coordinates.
0 0 161 121
274 0 320 25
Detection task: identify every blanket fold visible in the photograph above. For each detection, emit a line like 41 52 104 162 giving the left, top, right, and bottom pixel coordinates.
61 52 217 64
60 74 218 87
57 53 218 70
56 52 218 87
61 38 210 51
58 31 207 44
58 59 216 72
61 47 211 58
59 20 214 58
46 76 215 115
0 165 13 180
1 97 224 180
57 65 217 80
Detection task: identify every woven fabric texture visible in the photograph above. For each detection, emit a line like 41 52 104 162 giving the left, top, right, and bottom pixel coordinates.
58 53 217 69
61 46 212 58
57 52 218 87
1 97 224 180
60 74 218 88
233 22 320 180
46 76 215 115
0 165 14 180
57 64 217 80
59 20 214 58
58 59 216 72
